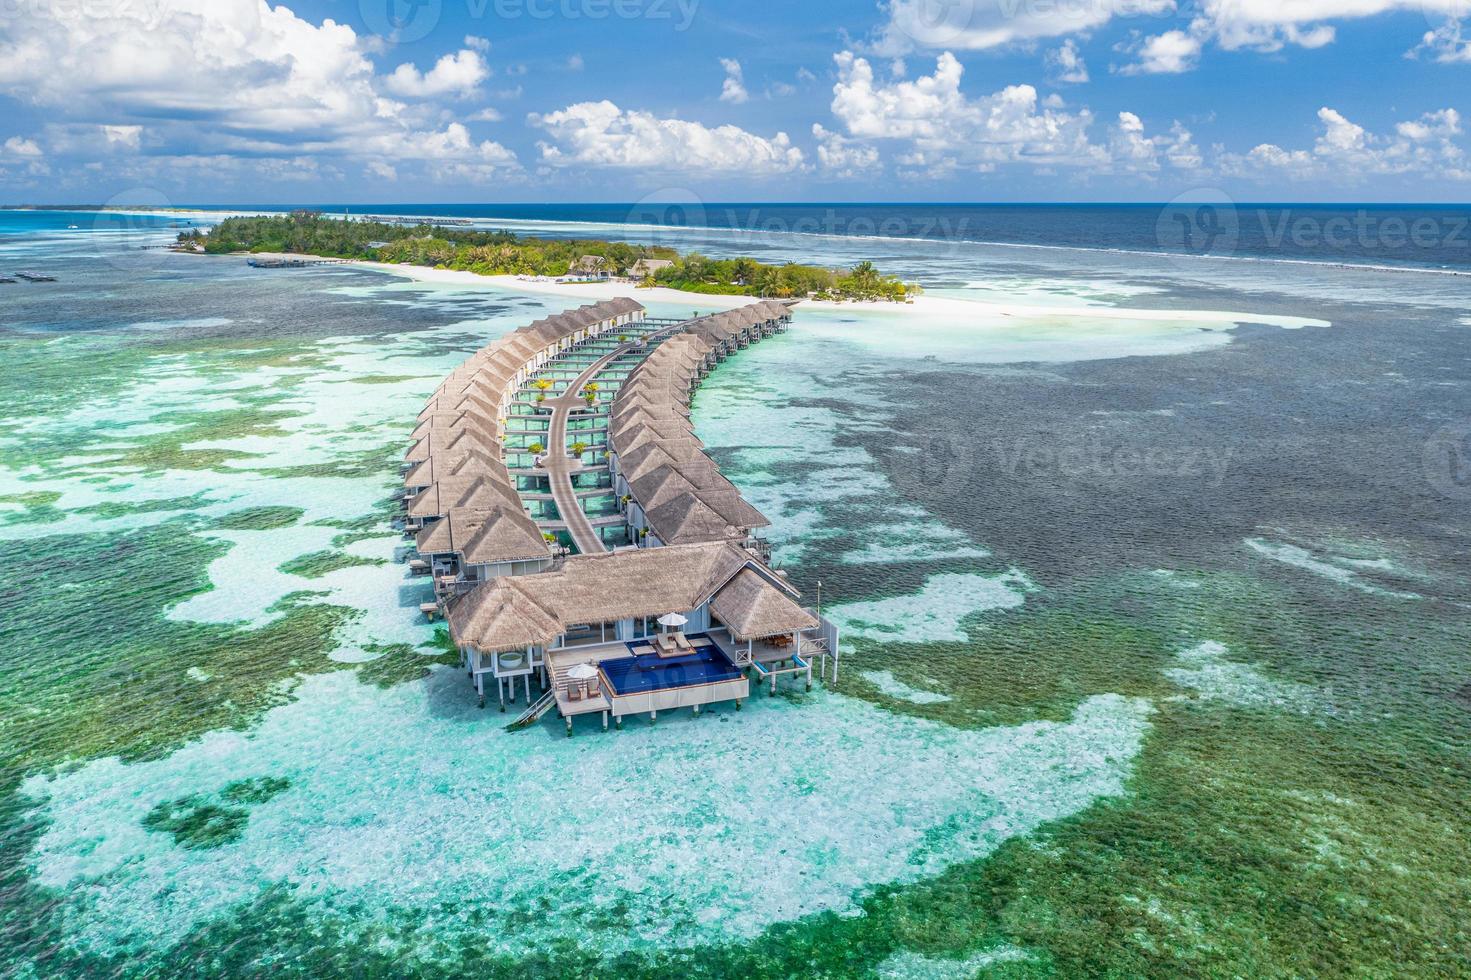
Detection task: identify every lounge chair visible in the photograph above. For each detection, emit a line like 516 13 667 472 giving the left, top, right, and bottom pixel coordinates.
673 632 692 652
568 684 583 701
656 633 677 653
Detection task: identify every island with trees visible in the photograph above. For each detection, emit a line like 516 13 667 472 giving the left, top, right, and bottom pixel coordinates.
179 211 918 303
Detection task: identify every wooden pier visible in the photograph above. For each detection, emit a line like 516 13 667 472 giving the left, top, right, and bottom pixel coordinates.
246 255 348 269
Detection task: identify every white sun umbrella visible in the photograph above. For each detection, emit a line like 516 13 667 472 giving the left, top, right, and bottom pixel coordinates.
657 612 688 632
567 663 598 680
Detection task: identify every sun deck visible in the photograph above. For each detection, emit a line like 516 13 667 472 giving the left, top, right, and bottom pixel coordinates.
544 629 763 729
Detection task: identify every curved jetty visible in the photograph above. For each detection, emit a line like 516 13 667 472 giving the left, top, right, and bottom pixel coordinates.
400 299 839 733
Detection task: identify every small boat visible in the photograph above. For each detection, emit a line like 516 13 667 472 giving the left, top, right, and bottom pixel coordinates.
67 224 78 229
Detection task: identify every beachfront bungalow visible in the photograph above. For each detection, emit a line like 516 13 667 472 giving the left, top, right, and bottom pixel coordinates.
447 540 831 729
569 255 611 280
628 258 673 280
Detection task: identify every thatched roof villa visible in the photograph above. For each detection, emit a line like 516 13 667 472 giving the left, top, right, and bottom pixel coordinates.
399 297 839 733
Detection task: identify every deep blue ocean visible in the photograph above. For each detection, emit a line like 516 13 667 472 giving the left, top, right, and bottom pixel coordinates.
145 202 1471 271
7 203 1471 272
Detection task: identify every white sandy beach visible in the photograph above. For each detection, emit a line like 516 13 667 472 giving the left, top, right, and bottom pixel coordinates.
348 260 1330 331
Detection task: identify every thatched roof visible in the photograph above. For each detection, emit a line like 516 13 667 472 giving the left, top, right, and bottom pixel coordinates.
405 449 507 491
450 541 787 654
601 301 788 546
415 505 549 565
710 567 818 641
535 542 753 622
460 507 551 565
407 476 521 520
448 579 564 652
629 258 673 277
645 494 735 544
411 411 498 443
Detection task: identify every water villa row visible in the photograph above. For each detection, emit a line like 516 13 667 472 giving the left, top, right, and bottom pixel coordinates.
397 297 839 733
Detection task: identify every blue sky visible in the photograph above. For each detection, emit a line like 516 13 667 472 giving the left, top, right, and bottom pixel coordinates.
0 0 1468 203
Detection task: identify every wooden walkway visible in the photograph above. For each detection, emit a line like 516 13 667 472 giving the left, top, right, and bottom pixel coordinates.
538 347 634 555
537 322 691 555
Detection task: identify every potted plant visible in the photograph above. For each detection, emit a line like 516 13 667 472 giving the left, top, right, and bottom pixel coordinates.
569 441 588 459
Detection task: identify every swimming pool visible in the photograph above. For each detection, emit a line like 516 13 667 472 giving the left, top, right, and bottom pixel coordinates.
600 636 744 695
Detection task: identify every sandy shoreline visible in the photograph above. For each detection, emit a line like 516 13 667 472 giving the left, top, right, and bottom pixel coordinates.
348 260 1330 330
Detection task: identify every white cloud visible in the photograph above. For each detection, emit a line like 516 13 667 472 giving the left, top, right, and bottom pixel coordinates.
1119 29 1203 74
1161 122 1203 169
384 49 489 98
1045 40 1090 83
1220 106 1470 180
0 1 518 183
530 101 804 173
467 107 504 122
1410 20 1471 62
719 58 749 104
1109 111 1159 171
464 35 491 53
874 0 1174 53
102 125 143 149
829 51 1106 170
2 136 43 158
812 123 881 176
567 53 585 71
1105 112 1203 173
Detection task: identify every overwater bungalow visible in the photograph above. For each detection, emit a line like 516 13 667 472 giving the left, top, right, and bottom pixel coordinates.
447 541 833 730
569 254 611 279
400 297 837 732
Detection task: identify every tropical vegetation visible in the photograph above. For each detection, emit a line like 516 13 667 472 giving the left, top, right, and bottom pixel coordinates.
180 211 917 302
